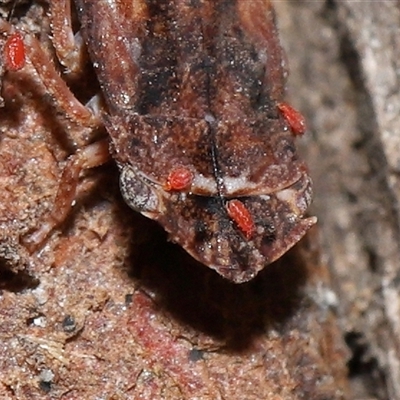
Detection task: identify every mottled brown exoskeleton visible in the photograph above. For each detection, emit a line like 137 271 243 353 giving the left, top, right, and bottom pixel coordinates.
2 0 316 283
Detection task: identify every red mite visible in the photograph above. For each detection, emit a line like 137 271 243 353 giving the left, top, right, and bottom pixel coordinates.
277 102 307 136
165 167 193 191
226 200 255 240
1 0 317 283
4 31 25 71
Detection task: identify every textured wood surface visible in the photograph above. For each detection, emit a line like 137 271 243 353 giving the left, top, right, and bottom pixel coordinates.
7 0 400 398
276 1 400 399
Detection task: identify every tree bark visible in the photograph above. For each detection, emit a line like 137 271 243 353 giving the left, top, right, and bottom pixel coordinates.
7 0 400 398
276 1 400 399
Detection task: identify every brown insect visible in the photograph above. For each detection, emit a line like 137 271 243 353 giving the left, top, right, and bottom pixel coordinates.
1 0 316 283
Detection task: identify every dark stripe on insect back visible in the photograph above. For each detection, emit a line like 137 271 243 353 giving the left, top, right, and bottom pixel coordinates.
172 0 217 118
137 0 178 114
213 0 278 116
194 1 228 202
137 0 216 116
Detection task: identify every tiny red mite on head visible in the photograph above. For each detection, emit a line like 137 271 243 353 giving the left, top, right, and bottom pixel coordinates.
226 199 255 240
165 166 194 191
277 102 307 136
4 31 26 71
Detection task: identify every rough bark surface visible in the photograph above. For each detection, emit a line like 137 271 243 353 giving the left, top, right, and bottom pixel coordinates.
3 0 399 399
276 1 400 399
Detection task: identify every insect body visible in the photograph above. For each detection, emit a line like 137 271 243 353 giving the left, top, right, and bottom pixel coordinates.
3 0 316 283
74 0 316 283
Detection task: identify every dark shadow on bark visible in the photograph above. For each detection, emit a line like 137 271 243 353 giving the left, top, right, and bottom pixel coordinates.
125 209 310 350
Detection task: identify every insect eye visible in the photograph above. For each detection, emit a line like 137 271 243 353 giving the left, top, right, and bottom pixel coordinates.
119 166 160 214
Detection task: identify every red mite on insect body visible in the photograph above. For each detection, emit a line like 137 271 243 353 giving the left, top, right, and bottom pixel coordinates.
4 31 25 71
1 0 317 283
226 200 255 240
165 167 194 191
277 102 307 136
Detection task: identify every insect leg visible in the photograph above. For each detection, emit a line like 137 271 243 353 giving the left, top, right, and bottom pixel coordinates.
48 0 86 76
22 139 110 251
24 32 99 128
1 15 108 251
1 18 99 130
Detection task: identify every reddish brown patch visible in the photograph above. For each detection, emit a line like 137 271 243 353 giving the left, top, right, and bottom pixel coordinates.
165 167 193 191
277 102 306 136
4 32 26 71
226 199 255 240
